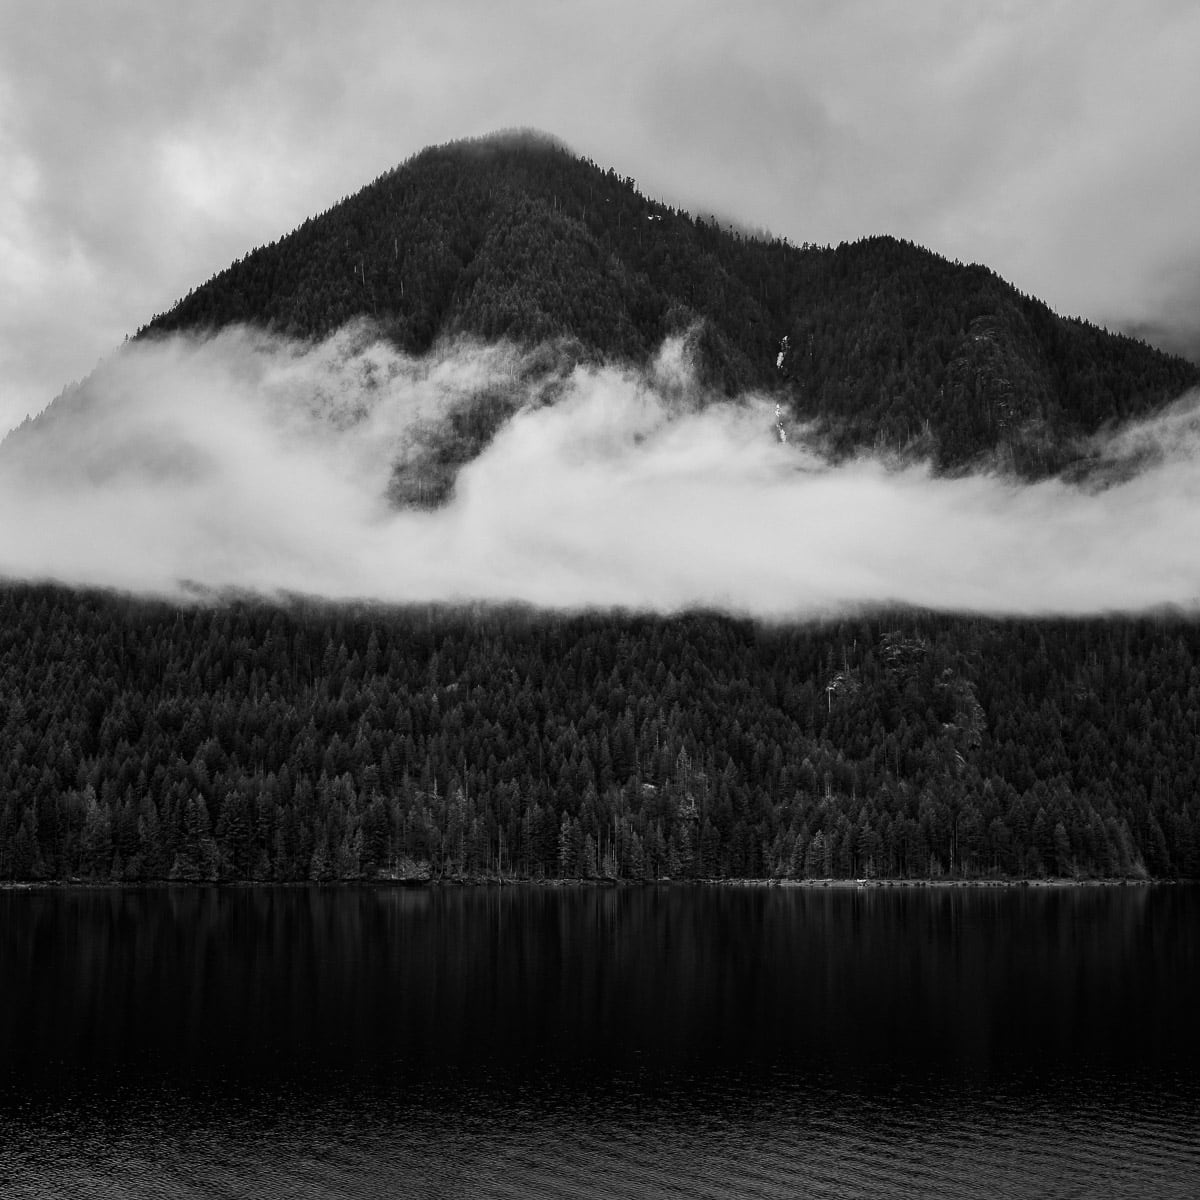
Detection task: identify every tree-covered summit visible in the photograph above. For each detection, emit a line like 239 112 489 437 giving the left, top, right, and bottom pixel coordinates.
140 132 1198 475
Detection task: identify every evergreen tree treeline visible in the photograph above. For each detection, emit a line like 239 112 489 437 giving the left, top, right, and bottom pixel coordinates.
2 584 1196 883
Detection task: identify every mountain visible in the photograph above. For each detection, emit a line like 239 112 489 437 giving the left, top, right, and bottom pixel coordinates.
140 129 1198 477
2 132 1200 886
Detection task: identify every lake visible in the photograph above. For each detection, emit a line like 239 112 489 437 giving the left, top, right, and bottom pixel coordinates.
2 884 1198 1198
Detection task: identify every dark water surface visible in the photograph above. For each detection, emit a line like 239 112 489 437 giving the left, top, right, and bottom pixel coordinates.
2 884 1198 1198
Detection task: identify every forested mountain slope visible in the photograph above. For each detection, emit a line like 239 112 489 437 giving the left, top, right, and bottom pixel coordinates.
3 135 1199 884
1 585 1196 883
141 131 1197 475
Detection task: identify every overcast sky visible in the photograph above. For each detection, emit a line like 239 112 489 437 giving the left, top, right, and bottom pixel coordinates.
2 0 1198 434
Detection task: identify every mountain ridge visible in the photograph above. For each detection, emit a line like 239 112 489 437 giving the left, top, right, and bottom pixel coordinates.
134 130 1199 477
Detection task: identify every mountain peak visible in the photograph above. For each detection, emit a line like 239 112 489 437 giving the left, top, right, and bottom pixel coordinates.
136 136 1198 476
443 127 575 155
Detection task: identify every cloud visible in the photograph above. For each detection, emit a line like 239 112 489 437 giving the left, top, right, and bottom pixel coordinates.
2 326 1199 618
4 0 1200 433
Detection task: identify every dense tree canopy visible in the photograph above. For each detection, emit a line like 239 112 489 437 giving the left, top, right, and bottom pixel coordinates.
1 584 1196 883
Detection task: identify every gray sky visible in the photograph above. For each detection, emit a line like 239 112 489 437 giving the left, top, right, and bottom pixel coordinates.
2 0 1198 434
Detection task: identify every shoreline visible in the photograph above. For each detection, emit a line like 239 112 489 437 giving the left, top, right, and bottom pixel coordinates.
0 875 1182 891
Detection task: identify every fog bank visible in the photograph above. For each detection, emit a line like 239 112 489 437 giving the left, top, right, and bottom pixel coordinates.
2 326 1198 618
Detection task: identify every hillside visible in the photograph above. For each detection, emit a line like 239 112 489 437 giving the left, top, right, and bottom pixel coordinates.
141 131 1198 476
2 133 1200 885
1 585 1196 883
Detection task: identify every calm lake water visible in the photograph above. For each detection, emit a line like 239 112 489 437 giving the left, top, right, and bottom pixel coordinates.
2 884 1198 1198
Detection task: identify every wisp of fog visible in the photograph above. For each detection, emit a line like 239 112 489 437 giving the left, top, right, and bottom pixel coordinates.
1 324 1198 617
